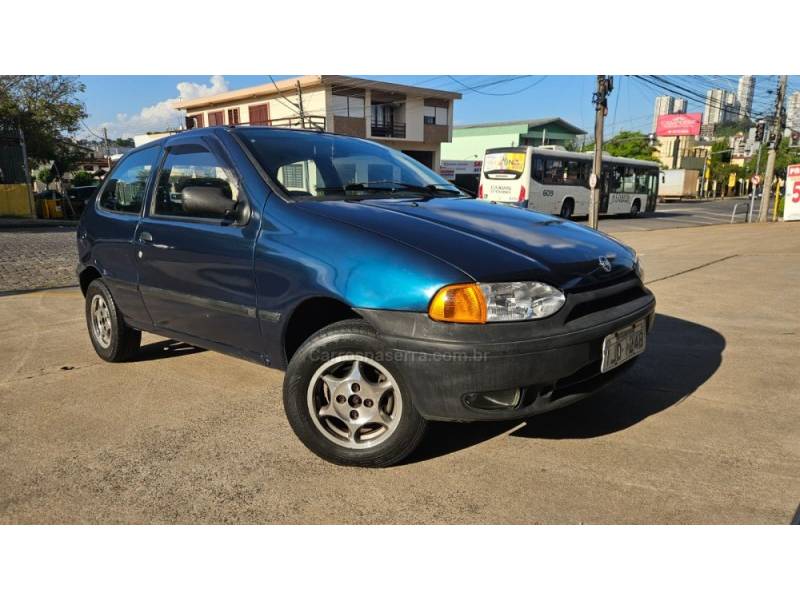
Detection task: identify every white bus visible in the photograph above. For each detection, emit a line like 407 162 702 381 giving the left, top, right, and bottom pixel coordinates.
477 146 659 218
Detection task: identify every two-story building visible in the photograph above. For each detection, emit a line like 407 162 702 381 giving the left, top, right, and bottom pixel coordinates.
173 75 462 170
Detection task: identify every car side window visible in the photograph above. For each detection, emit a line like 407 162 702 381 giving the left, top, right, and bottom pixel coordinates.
152 143 239 219
99 147 160 214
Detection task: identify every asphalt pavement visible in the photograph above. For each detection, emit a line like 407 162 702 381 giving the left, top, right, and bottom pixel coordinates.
598 196 771 233
1 221 798 524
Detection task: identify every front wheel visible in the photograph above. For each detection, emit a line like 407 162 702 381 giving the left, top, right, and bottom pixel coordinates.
283 319 427 467
629 199 641 218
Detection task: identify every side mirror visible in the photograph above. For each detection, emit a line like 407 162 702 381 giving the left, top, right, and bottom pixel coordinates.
181 185 236 219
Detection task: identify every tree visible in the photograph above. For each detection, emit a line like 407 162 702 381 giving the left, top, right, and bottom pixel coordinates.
71 171 95 187
36 166 55 186
584 130 657 161
713 119 754 139
743 139 800 179
0 76 88 170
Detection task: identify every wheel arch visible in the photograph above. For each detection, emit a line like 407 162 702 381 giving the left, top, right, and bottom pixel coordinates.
79 266 102 296
282 296 361 364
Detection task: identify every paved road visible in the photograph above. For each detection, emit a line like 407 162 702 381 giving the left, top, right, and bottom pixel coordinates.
598 197 773 234
0 197 779 294
0 226 77 294
1 223 797 524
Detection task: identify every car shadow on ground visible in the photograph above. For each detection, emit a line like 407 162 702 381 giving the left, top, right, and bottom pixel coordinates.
132 339 207 362
406 313 725 464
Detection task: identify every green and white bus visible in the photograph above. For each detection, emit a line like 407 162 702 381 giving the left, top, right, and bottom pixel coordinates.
477 146 659 218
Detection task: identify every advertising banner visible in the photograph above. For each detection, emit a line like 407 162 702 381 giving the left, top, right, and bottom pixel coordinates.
656 113 703 137
783 164 800 221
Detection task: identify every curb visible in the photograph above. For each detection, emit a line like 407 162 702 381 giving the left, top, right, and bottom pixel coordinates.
0 219 78 229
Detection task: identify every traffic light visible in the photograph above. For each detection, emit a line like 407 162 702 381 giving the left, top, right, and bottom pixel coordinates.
754 120 765 142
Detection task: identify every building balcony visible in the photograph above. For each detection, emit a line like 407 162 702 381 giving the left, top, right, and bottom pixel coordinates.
371 122 406 138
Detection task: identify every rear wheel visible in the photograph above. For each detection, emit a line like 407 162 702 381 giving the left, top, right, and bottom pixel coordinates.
85 279 141 362
283 319 427 467
630 199 641 218
559 199 574 219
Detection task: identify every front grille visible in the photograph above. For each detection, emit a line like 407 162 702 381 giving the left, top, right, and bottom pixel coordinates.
564 274 647 323
565 285 647 322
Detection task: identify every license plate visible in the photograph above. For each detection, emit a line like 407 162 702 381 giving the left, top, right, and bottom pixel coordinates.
601 319 646 373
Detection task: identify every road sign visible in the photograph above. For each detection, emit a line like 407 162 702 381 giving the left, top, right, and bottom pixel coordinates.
783 164 800 221
751 175 761 186
589 173 598 189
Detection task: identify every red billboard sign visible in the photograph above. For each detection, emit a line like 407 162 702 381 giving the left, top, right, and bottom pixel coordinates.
656 112 702 137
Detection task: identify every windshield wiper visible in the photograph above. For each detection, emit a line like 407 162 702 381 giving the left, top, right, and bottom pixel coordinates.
344 181 463 197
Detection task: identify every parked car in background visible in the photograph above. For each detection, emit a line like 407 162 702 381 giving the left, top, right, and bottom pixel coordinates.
77 126 655 467
65 185 100 218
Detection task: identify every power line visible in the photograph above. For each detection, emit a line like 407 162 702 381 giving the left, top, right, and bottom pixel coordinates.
446 75 544 96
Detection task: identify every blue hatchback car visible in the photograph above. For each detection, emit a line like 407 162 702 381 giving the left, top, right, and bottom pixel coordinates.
77 126 655 466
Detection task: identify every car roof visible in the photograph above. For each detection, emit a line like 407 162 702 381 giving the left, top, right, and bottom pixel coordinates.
133 125 362 153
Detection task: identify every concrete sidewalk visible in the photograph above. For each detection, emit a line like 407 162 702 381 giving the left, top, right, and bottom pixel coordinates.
0 222 798 523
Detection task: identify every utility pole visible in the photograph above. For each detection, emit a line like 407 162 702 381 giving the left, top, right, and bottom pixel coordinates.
758 75 788 222
747 135 765 223
102 127 111 169
295 80 306 129
589 76 613 229
17 120 36 219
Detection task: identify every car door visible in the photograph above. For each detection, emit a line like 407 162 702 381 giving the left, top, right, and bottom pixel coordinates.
89 145 161 326
134 136 263 356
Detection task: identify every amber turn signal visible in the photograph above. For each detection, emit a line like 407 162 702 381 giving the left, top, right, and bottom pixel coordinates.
428 283 487 323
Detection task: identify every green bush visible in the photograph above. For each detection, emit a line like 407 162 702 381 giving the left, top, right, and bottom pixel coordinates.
70 171 95 187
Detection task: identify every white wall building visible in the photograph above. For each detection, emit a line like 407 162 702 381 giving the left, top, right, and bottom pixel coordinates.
737 75 755 120
173 76 461 170
787 91 800 141
704 89 738 126
652 96 674 133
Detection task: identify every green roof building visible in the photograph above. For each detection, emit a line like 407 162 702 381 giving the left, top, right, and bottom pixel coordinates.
440 117 587 161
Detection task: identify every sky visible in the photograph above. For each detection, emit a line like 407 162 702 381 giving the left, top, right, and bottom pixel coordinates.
79 75 799 141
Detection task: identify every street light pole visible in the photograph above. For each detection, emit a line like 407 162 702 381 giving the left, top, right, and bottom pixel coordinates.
758 75 787 222
589 76 613 230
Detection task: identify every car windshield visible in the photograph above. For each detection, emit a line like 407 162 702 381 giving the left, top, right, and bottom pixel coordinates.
234 128 465 200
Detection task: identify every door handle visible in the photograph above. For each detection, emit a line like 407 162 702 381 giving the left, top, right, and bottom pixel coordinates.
139 231 153 243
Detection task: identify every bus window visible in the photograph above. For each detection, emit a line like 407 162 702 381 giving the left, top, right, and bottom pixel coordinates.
482 151 527 179
610 166 625 193
622 167 636 193
635 169 650 194
543 159 564 184
564 160 582 185
532 157 544 182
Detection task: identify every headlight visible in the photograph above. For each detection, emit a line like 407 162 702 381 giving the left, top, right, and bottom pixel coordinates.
429 281 565 323
480 281 565 321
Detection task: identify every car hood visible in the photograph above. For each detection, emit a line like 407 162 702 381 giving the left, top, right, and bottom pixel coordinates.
295 198 636 290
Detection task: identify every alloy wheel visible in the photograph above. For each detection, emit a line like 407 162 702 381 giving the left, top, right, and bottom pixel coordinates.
306 355 402 449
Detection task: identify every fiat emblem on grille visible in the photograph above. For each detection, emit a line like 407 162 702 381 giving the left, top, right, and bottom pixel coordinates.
598 256 612 272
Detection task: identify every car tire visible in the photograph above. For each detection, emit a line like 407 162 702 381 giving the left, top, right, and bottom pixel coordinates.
283 319 427 467
85 279 141 362
559 199 574 219
630 200 641 218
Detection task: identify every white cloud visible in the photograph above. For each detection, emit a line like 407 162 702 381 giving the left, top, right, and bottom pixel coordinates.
93 75 229 139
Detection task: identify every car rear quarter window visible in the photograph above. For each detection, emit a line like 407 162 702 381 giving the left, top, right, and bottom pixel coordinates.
99 147 160 214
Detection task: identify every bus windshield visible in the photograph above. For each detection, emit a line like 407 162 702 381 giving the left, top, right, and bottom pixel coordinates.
483 151 527 179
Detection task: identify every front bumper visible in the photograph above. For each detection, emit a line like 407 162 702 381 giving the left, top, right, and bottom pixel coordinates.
357 274 655 422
